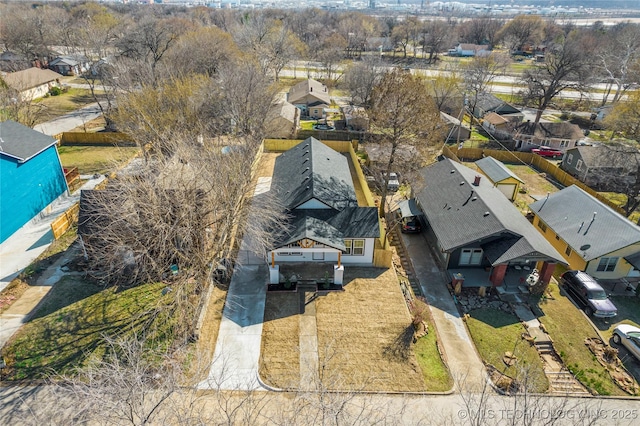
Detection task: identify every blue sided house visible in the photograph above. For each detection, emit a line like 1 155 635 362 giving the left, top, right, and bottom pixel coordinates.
0 120 68 243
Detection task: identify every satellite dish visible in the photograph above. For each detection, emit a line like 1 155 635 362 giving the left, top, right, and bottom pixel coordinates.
580 244 591 251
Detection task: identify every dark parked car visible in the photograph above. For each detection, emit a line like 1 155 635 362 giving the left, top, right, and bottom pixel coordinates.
560 270 617 318
401 217 421 233
531 146 563 159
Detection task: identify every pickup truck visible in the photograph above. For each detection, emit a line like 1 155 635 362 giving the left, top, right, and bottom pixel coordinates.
531 146 563 159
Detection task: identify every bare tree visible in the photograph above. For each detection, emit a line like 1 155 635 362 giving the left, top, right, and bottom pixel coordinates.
497 15 545 54
367 70 445 217
422 20 456 64
166 26 239 79
462 53 510 116
427 70 463 112
520 31 594 125
0 82 46 127
342 56 385 107
595 23 640 105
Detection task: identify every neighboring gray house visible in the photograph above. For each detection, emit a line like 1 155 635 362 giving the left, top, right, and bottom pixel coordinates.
560 145 640 192
49 54 90 76
268 137 380 267
513 121 585 152
471 92 523 120
414 158 565 290
530 185 640 280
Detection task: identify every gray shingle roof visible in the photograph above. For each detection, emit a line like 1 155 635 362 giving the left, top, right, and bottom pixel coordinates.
475 156 524 184
272 137 357 211
475 92 520 115
0 120 58 162
514 121 584 140
276 207 379 250
415 158 564 263
529 185 640 261
568 145 640 172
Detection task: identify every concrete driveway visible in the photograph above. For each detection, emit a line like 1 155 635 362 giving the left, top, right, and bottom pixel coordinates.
401 232 488 391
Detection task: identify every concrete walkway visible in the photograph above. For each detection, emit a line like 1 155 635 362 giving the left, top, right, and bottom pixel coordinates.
0 176 105 292
0 248 80 349
401 233 487 391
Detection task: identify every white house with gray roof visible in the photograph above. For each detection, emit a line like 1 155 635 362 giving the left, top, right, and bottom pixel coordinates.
268 137 379 273
529 185 640 280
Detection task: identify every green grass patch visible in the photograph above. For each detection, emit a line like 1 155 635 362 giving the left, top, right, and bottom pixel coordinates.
58 145 139 175
414 319 453 392
537 283 627 396
470 130 489 142
597 192 640 223
34 88 105 124
466 308 548 393
2 280 179 381
300 120 316 130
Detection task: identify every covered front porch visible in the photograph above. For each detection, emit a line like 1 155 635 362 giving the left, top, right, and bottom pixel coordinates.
448 260 557 293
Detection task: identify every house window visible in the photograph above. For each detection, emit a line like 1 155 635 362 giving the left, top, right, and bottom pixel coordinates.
565 245 572 257
344 239 365 256
567 154 573 164
560 140 569 147
576 159 583 171
597 257 618 272
537 220 547 232
460 248 483 265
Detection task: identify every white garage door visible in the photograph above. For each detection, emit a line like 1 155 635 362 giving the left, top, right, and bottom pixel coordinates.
498 183 516 200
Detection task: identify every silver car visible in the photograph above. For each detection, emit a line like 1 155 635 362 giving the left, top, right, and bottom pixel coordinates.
612 324 640 362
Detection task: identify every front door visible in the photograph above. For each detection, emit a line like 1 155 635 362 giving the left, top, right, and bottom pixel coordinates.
460 248 483 266
312 251 325 261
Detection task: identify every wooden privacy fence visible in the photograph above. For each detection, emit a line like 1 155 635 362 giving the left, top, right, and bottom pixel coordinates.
263 138 357 152
442 145 625 215
51 202 79 239
60 132 135 146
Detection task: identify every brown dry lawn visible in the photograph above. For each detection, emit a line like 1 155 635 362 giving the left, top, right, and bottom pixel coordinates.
463 161 561 214
259 293 301 389
315 268 426 392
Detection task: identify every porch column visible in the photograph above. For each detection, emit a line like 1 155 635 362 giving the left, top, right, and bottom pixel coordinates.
489 264 508 286
536 262 556 293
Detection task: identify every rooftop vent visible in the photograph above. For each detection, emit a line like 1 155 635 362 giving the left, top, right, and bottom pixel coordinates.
473 175 481 186
460 181 465 186
483 211 490 217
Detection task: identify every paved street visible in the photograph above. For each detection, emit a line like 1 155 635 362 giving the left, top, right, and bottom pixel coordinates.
33 102 102 136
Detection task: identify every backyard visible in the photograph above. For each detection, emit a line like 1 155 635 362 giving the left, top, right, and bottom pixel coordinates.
58 145 139 175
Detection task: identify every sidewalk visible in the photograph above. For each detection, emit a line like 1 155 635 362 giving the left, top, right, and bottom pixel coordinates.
401 232 487 391
0 176 105 292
